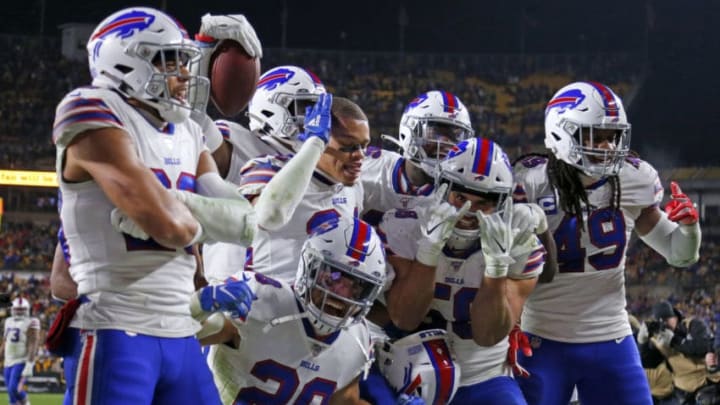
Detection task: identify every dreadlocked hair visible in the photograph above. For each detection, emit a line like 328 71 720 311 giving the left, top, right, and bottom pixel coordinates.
545 154 622 230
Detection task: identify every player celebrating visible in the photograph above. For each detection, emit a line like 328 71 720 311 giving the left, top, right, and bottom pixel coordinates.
53 7 258 404
202 64 328 284
240 94 370 283
1 297 40 405
514 81 701 405
361 90 474 223
379 137 547 404
194 217 387 405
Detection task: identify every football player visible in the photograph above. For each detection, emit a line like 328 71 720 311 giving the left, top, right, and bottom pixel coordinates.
1 297 40 405
239 94 369 283
193 217 387 404
379 137 547 404
513 81 701 405
202 64 328 284
360 90 474 222
53 7 258 404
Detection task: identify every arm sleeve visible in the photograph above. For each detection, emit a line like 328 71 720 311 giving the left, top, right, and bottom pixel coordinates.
253 137 325 231
639 210 701 268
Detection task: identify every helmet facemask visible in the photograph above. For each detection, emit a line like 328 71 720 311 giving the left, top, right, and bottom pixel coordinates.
438 178 510 253
295 248 383 335
403 118 474 174
554 118 631 178
129 44 209 123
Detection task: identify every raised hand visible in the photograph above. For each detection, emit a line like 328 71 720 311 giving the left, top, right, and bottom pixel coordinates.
198 275 257 319
477 197 515 278
664 181 699 225
511 202 547 255
416 183 471 267
507 324 532 378
197 13 262 58
298 93 333 144
110 208 149 240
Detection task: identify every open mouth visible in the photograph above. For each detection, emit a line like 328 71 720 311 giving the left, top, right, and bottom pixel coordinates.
323 298 347 317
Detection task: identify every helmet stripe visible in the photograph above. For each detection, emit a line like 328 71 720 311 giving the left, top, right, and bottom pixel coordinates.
302 68 324 86
588 81 619 117
472 137 494 176
346 218 371 261
441 91 457 113
423 339 455 405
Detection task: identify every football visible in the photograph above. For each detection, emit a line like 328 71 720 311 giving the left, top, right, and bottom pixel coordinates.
209 39 261 117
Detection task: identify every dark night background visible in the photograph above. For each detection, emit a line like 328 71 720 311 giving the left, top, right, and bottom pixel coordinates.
3 0 720 167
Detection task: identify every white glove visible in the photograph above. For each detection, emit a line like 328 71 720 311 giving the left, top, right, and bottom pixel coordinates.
111 208 149 240
478 197 515 278
199 14 263 59
637 322 649 344
653 328 675 350
22 362 33 378
512 203 548 236
416 183 471 267
173 190 256 246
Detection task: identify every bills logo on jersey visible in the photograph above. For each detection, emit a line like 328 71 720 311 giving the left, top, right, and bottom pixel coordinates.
256 68 296 91
91 10 155 41
545 89 585 116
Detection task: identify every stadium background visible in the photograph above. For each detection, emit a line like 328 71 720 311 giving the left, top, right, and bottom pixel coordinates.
1 0 719 402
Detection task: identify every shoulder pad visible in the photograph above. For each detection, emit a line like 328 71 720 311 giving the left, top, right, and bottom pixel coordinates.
53 87 125 147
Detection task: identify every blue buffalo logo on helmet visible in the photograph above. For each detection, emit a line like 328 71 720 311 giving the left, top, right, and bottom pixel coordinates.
91 10 156 41
545 88 586 116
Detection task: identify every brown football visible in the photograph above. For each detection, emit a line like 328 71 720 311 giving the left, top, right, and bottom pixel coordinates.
209 39 261 117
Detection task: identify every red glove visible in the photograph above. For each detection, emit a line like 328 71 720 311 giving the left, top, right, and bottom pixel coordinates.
664 181 699 225
507 324 533 378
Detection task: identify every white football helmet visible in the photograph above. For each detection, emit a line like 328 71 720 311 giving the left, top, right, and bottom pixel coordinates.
294 217 386 335
377 329 460 405
398 91 474 174
87 7 209 123
437 137 514 251
248 65 326 150
11 297 30 318
544 81 631 178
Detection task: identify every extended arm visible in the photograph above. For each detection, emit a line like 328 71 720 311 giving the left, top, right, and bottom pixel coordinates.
253 94 332 230
637 182 700 268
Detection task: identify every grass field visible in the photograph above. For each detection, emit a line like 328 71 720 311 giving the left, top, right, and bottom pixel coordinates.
0 393 64 405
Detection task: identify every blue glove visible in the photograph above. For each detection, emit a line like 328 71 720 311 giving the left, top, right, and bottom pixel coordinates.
199 275 256 319
298 93 332 144
396 393 425 405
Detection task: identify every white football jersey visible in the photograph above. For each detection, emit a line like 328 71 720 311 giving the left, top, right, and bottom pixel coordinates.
208 272 372 405
513 155 663 342
3 316 40 367
53 86 204 337
202 120 284 284
238 155 363 283
380 208 545 386
360 147 434 224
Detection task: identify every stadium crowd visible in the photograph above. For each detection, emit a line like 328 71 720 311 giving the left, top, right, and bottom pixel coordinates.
0 34 639 170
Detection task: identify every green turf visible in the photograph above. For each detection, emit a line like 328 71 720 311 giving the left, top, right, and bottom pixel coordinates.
0 393 64 405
